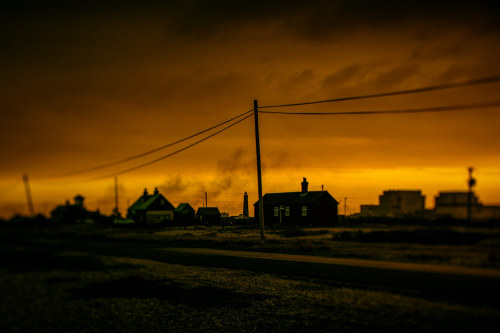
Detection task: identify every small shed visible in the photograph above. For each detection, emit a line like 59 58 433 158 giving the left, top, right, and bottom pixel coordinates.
196 207 221 226
174 203 196 226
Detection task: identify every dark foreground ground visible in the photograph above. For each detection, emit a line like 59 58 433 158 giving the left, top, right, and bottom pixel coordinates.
1 225 499 332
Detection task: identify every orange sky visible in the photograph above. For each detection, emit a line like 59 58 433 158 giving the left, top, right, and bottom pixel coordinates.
1 1 500 218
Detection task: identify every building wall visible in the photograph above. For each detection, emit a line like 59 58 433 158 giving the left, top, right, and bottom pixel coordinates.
435 192 479 207
434 205 500 220
359 205 379 217
145 210 174 223
257 197 338 226
378 190 425 216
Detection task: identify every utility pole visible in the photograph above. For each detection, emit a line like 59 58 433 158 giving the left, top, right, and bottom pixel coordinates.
254 99 265 239
114 177 119 217
344 197 347 216
22 174 35 217
205 192 208 208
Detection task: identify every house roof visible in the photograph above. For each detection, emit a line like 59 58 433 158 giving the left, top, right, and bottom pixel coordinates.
128 193 174 211
196 207 221 216
254 191 338 205
174 203 194 213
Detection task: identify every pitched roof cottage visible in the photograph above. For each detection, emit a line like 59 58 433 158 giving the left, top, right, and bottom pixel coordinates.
174 203 196 226
254 178 339 226
127 188 175 223
196 207 221 226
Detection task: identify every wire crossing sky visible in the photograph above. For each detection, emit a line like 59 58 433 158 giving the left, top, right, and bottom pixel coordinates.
91 113 254 179
38 75 500 180
24 75 500 186
258 100 500 115
259 74 500 109
39 109 254 178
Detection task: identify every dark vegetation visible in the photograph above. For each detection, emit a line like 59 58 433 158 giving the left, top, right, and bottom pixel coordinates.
2 218 500 268
1 227 499 333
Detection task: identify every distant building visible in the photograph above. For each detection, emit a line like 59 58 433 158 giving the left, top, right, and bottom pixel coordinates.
196 207 221 225
50 194 103 224
243 192 249 217
434 191 500 220
359 204 379 216
254 178 339 226
435 191 479 207
359 190 425 217
127 188 175 223
174 203 195 226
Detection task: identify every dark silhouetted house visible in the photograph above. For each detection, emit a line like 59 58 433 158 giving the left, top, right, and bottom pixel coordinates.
51 194 103 224
360 190 425 217
254 178 339 226
127 188 175 223
174 203 195 226
196 207 221 225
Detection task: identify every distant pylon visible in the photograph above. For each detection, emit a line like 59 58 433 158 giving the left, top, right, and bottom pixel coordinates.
243 192 249 217
113 177 120 217
344 197 347 216
22 174 35 217
467 167 476 222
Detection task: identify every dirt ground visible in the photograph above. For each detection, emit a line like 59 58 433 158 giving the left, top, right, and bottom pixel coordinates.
45 224 500 268
1 225 499 332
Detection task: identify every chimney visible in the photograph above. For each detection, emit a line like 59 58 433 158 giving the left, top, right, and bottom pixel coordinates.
243 192 249 217
301 177 308 193
143 188 148 197
154 187 159 195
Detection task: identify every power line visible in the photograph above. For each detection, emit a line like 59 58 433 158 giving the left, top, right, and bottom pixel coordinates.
259 75 500 109
92 113 254 179
258 100 500 116
41 109 254 178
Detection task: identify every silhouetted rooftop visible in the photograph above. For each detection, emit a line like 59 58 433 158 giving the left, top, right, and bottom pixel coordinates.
255 191 338 205
197 207 221 216
129 193 174 211
174 203 194 213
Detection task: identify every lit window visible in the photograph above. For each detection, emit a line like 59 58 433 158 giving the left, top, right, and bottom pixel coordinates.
274 207 279 216
285 206 290 216
302 206 307 216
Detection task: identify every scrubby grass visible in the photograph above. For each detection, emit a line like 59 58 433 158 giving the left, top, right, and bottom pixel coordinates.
4 223 500 268
1 242 499 332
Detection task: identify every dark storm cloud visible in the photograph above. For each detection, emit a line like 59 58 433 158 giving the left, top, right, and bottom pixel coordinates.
175 0 500 40
321 64 368 89
372 63 421 89
2 1 498 42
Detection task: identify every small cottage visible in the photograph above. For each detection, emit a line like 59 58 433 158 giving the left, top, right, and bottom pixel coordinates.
174 203 196 226
196 207 221 226
50 194 105 224
127 188 175 223
254 178 339 226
